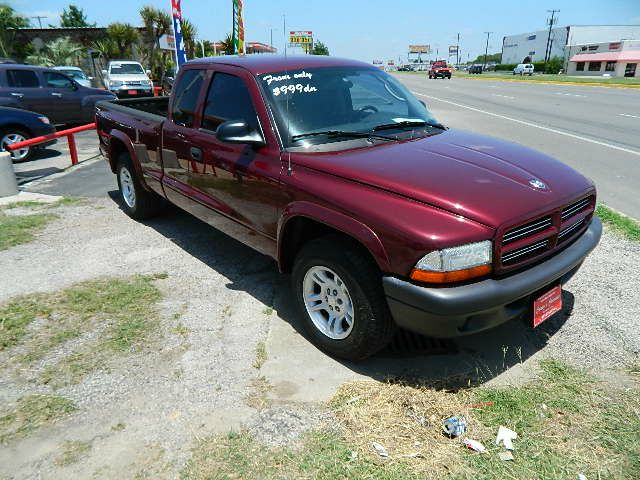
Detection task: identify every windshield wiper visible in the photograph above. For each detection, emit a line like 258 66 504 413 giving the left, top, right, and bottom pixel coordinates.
372 120 446 131
291 130 396 142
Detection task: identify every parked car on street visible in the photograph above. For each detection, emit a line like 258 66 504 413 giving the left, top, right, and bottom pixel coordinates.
0 106 56 161
468 65 483 74
102 61 153 98
53 66 93 87
514 63 534 76
0 64 116 125
96 55 601 360
428 61 452 79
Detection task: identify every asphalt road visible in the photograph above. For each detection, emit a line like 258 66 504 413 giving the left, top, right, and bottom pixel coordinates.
395 74 640 218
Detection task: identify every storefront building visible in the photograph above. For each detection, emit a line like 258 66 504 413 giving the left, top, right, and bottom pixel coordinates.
567 40 640 77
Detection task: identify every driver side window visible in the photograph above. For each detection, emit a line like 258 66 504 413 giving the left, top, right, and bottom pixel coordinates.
202 72 258 132
43 72 75 89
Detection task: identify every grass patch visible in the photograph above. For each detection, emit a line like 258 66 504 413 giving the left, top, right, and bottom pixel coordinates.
245 376 272 410
0 275 165 387
54 440 91 466
0 210 56 251
450 71 640 86
182 430 417 480
253 341 267 369
0 394 76 443
596 204 640 241
262 306 273 316
173 323 189 337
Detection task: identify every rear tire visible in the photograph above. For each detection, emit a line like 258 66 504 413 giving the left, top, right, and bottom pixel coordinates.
292 236 396 360
116 153 164 220
0 128 32 162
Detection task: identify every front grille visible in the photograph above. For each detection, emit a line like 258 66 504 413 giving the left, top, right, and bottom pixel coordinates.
562 197 590 221
124 81 144 86
498 195 594 270
502 240 548 264
503 216 552 244
558 218 585 240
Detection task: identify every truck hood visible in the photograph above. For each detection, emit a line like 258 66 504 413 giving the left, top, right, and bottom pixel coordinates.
291 129 594 228
107 74 149 82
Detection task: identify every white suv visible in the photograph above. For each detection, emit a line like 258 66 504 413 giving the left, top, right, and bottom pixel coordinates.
102 61 153 98
513 63 534 76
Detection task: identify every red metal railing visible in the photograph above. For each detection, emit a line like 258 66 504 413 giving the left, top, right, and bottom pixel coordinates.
4 123 96 166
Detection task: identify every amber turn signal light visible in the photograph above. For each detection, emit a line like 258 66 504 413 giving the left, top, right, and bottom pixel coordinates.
410 264 492 284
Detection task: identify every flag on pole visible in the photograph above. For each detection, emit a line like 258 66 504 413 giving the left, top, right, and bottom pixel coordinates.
171 0 188 68
232 0 245 54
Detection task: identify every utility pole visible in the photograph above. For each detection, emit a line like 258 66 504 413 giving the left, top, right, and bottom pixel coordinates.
283 14 287 57
544 9 560 72
270 28 275 53
31 15 47 28
483 32 492 69
456 33 460 67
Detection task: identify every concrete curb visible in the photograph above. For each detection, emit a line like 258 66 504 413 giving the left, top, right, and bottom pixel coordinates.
0 152 18 197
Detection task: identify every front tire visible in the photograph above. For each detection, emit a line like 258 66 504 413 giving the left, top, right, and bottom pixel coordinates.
0 129 32 162
292 236 395 360
116 153 163 220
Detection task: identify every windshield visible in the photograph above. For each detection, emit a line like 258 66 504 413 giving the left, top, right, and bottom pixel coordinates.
110 63 144 75
59 69 86 80
258 66 441 147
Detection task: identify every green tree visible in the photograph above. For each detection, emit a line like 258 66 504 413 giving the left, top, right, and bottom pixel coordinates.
545 56 563 74
59 4 95 27
0 3 30 58
470 52 501 64
219 33 234 55
139 6 172 78
91 37 119 61
180 18 197 58
310 41 329 56
106 23 139 58
25 36 84 66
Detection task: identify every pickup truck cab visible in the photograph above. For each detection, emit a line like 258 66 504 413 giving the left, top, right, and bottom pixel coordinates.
429 61 452 79
102 61 153 98
96 55 601 360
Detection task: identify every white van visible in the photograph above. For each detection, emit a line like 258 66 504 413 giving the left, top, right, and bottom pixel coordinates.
513 63 534 76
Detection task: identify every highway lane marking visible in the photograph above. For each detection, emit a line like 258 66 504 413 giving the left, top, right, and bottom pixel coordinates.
413 91 640 157
619 113 640 119
554 92 587 98
492 93 515 99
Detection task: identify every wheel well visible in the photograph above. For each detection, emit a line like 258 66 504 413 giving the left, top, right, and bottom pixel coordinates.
0 123 32 137
108 137 128 173
279 216 380 273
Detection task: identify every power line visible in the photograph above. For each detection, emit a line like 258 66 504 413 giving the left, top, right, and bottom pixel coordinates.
31 15 47 29
544 9 560 71
483 32 492 69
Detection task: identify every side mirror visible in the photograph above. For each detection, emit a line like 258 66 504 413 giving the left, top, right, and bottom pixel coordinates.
146 69 152 76
101 69 107 75
88 76 94 80
216 120 264 146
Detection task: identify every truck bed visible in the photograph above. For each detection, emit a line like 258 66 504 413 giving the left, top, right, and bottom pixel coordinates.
96 96 169 121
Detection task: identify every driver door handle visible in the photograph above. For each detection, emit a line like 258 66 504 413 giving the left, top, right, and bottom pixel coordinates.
51 92 63 98
10 93 24 98
190 147 202 161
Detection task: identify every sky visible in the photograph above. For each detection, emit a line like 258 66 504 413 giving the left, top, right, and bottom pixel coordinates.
10 0 640 63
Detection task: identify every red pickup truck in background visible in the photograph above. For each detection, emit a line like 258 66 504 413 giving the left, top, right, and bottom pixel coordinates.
428 61 453 79
95 55 601 360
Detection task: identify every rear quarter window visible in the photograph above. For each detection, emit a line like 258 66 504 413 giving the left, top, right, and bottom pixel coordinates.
170 69 206 128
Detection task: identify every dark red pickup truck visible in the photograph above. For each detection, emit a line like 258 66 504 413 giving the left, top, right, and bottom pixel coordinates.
95 55 601 360
428 61 452 79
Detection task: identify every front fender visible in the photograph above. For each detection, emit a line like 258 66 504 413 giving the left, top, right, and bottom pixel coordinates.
278 201 391 272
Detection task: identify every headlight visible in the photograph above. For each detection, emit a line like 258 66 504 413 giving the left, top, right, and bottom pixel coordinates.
142 80 152 87
411 240 492 283
37 116 50 125
109 80 123 88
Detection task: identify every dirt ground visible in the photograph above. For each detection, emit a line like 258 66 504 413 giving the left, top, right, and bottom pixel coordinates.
0 196 639 479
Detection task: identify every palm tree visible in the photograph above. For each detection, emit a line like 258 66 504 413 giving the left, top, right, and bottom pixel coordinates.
25 37 85 66
91 37 120 62
219 33 234 56
106 23 139 58
180 18 197 58
139 6 171 77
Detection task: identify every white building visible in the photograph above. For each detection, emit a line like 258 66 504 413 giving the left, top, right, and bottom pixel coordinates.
566 39 640 77
501 25 640 65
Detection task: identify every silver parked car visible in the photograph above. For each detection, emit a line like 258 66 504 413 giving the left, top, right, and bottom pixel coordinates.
52 66 93 87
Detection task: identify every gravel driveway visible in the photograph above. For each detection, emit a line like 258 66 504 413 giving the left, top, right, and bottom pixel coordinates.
0 196 638 478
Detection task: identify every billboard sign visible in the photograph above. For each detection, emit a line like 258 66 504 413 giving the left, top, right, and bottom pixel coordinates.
289 31 313 45
449 45 459 55
170 0 187 67
409 44 430 54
